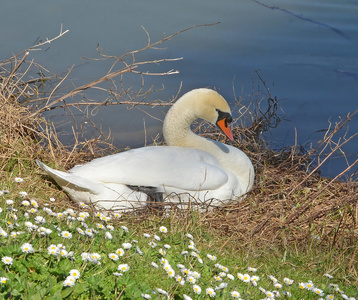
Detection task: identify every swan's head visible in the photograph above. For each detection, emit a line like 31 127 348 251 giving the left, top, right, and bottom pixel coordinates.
163 88 234 145
183 88 234 140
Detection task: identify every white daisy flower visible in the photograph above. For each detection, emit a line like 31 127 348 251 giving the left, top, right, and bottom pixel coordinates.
121 225 129 233
19 191 28 197
193 284 201 294
63 275 76 287
118 264 130 272
6 200 14 205
14 177 24 183
34 216 45 224
61 231 72 239
108 253 119 261
185 233 194 239
159 226 167 233
105 232 113 239
206 287 216 297
0 277 8 284
21 243 34 253
122 243 132 249
1 256 13 265
231 291 241 298
116 248 125 256
69 269 80 279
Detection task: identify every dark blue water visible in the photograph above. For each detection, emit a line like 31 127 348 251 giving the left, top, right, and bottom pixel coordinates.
1 0 357 179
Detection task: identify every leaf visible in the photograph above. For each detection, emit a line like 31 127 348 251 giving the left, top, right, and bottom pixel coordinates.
61 287 73 298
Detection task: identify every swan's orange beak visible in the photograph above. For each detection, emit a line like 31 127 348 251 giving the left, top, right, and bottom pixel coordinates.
217 118 234 141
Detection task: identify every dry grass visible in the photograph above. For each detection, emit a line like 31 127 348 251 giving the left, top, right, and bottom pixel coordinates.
1 27 357 284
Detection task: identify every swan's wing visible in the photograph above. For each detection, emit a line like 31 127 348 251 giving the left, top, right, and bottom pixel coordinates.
69 146 229 191
36 160 103 194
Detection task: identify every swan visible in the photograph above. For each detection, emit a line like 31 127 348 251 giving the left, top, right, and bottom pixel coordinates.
36 88 254 211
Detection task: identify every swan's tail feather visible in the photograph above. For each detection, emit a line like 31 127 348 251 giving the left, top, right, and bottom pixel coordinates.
36 159 102 194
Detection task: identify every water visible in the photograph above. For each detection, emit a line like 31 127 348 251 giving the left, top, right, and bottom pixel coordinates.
1 0 357 179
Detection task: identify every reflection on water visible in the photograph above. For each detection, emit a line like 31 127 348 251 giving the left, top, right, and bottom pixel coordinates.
0 0 357 178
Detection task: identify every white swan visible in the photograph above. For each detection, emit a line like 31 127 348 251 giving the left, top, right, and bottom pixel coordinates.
37 88 254 211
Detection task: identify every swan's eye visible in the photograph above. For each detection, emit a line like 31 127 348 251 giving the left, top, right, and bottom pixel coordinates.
216 110 232 128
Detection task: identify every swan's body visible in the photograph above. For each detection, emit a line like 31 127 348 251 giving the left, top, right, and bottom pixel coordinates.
37 88 254 211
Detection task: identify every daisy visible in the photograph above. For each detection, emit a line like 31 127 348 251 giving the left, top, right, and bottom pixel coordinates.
207 254 217 261
215 282 228 290
19 191 28 197
185 233 194 239
105 232 113 239
326 295 335 299
167 268 175 278
6 200 14 205
175 275 184 285
76 228 85 235
60 249 69 257
153 235 161 241
116 248 125 256
49 197 56 202
313 288 324 296
156 288 168 296
151 262 159 268
136 246 143 255
299 282 306 289
34 216 46 224
159 226 167 233
0 277 7 284
231 291 241 298
143 233 151 238
121 225 129 233
251 275 260 285
193 284 201 294
148 241 157 248
324 273 334 279
242 273 250 283
274 282 282 289
118 264 130 272
21 200 30 206
108 253 119 261
85 229 94 237
61 231 72 239
89 253 101 264
47 244 59 255
2 256 13 265
96 223 105 230
122 243 132 249
113 213 122 219
306 281 315 290
63 276 76 287
227 273 235 280
141 294 152 299
265 290 275 298
248 267 257 272
21 243 34 253
69 269 80 279
159 248 166 256
283 277 294 285
30 199 38 207
187 276 196 284
206 287 216 297
14 177 24 183
183 295 192 300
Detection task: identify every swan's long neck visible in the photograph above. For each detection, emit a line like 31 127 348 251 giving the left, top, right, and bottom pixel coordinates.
163 92 225 155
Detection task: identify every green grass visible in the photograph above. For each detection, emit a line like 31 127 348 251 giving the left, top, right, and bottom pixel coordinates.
0 175 357 300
